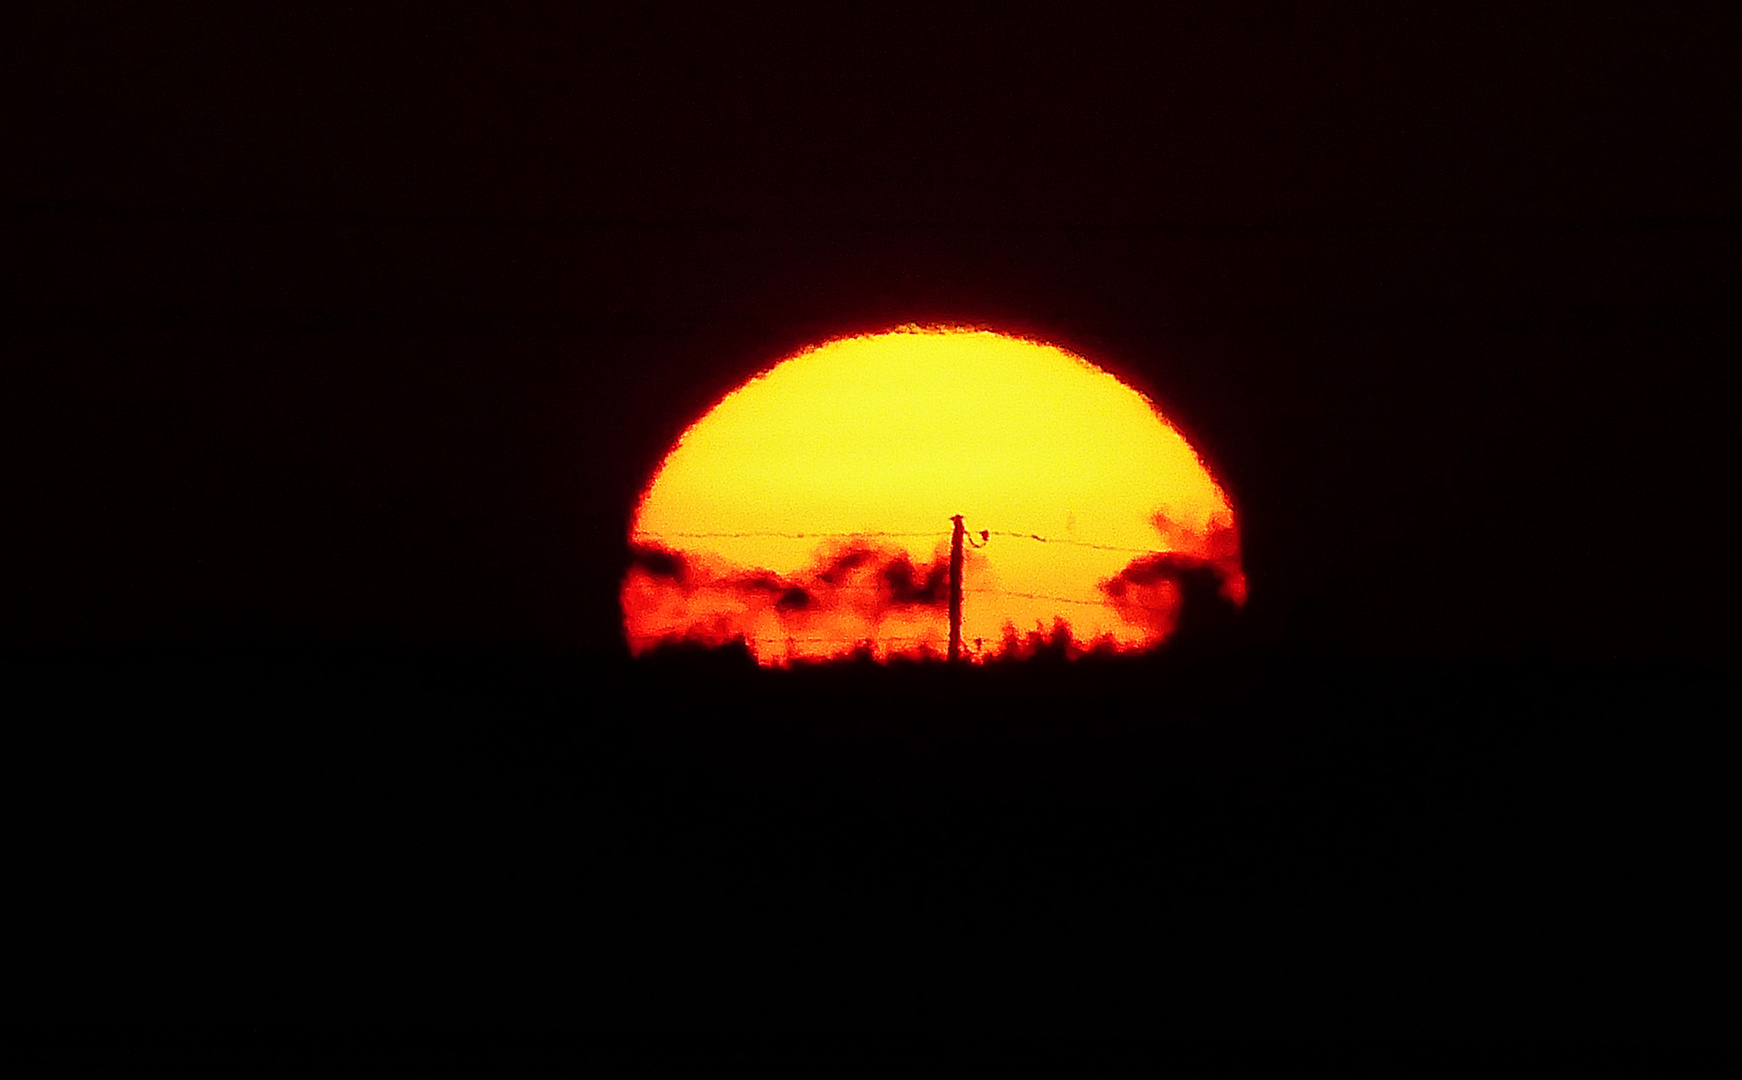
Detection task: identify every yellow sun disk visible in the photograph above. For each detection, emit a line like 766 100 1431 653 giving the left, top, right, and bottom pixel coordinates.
629 328 1237 660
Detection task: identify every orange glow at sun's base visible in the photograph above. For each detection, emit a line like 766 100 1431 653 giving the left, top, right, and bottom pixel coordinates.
623 327 1244 666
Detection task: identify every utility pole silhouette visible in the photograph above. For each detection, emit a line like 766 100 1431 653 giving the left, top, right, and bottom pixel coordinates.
948 514 966 662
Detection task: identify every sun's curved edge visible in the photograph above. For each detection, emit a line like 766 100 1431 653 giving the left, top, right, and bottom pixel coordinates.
626 322 1203 543
620 323 1248 666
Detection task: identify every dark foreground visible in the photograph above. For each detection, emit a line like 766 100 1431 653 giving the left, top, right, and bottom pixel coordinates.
11 646 1734 1074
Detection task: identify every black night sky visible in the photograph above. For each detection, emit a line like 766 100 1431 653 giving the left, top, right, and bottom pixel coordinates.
7 3 1737 1073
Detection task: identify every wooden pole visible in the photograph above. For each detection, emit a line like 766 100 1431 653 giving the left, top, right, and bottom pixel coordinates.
948 514 966 662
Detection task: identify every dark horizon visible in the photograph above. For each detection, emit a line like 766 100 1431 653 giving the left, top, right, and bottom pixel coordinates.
8 2 1738 1072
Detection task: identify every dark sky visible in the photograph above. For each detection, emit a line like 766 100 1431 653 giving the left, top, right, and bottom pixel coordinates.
5 1 1738 663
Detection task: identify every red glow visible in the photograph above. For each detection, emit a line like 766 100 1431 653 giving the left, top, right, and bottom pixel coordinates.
623 328 1243 665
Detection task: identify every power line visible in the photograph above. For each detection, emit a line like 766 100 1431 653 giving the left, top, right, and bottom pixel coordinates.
634 582 1174 612
966 587 1179 614
967 587 1101 607
635 527 1187 555
983 531 1177 556
631 524 1206 614
630 516 1212 655
631 635 945 646
966 588 1104 608
634 530 950 541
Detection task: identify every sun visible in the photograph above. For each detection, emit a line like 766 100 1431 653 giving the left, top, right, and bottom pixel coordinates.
623 326 1242 665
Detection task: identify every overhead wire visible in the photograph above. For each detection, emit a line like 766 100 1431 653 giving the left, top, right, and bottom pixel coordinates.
966 587 1178 615
634 527 1184 556
634 529 951 541
631 524 1202 601
983 530 1176 556
627 519 1209 648
628 635 944 647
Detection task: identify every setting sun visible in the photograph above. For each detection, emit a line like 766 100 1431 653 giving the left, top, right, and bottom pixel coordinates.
624 326 1242 665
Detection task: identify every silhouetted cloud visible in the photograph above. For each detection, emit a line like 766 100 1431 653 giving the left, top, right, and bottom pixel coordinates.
627 512 1246 665
881 551 950 606
628 544 688 583
1101 549 1243 656
1148 509 1246 606
622 538 957 660
1105 551 1211 592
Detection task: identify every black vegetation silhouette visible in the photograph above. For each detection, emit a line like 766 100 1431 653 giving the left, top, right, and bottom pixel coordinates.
8 627 1731 1051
